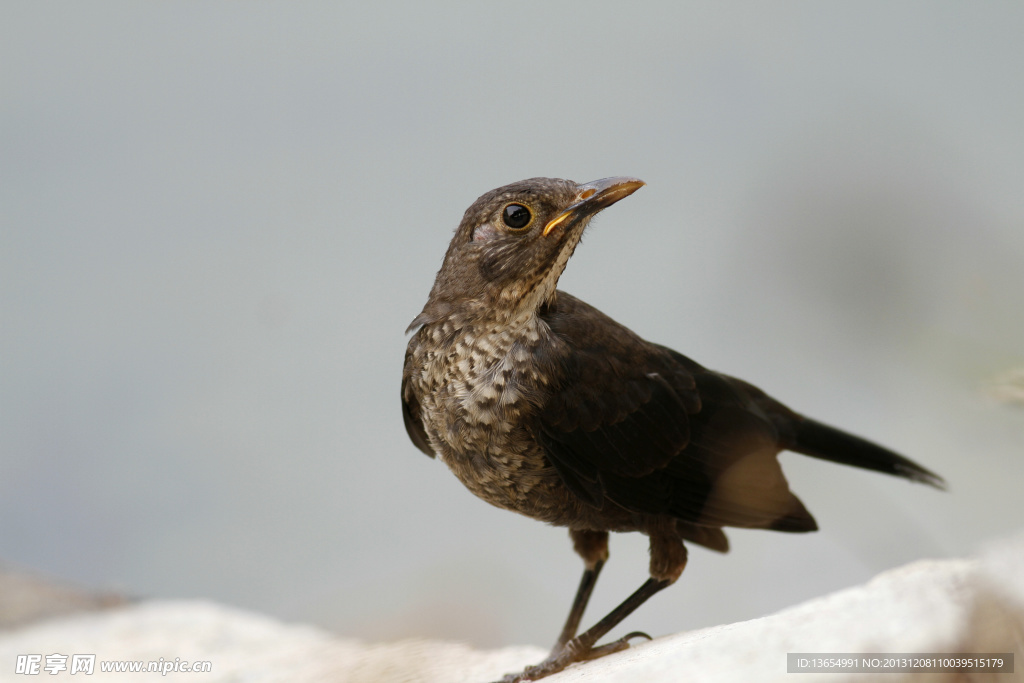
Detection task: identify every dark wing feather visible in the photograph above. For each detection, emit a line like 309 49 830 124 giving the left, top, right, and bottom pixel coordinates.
401 350 435 458
537 293 817 533
536 295 697 503
542 370 693 478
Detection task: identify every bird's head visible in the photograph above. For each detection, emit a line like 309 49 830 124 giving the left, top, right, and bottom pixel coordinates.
414 176 645 328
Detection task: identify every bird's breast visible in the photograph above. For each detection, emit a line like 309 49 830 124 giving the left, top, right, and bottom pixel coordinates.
408 316 570 518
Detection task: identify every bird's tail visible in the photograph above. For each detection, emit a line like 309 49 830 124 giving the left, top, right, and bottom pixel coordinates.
788 418 946 489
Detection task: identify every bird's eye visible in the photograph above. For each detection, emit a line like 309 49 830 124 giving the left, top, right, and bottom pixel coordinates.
502 204 533 230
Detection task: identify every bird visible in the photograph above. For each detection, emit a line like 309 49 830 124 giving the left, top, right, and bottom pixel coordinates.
401 176 944 682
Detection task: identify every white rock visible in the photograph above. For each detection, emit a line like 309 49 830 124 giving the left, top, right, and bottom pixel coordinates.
0 535 1020 683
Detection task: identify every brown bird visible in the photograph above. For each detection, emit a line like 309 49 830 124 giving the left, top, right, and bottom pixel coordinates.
401 177 944 681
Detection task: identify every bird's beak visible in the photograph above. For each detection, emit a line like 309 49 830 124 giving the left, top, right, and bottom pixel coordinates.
542 177 646 237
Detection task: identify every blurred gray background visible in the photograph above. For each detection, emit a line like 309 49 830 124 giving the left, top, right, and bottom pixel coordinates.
2 1 1022 649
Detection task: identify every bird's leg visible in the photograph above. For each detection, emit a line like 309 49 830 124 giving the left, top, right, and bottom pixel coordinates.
499 578 670 683
558 577 669 658
551 561 604 655
497 525 686 683
550 530 608 654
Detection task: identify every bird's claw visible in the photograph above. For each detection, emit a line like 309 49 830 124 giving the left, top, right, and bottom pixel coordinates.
495 632 652 682
579 630 652 660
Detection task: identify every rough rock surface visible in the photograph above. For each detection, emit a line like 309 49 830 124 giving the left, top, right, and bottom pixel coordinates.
0 536 1020 682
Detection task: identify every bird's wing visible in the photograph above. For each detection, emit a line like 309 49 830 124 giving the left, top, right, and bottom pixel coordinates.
537 293 816 532
401 346 436 459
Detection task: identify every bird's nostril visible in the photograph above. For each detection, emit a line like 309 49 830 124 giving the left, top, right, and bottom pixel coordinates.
579 189 596 200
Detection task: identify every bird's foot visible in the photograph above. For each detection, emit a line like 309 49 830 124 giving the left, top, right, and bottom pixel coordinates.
496 631 652 682
578 630 652 661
